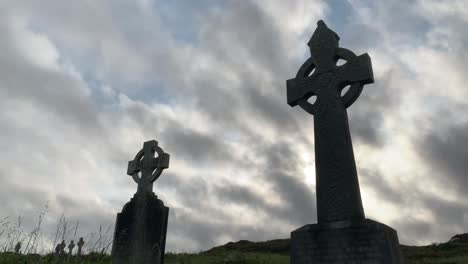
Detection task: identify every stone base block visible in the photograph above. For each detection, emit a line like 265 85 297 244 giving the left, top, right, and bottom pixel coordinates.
112 192 169 264
291 219 403 264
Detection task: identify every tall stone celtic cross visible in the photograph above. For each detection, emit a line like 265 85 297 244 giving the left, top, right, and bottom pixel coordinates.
127 140 170 194
287 21 374 223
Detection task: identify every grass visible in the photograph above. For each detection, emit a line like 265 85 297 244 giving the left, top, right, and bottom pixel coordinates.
0 252 111 264
402 241 468 264
166 251 289 264
1 205 468 263
0 251 288 264
2 241 468 264
0 203 113 257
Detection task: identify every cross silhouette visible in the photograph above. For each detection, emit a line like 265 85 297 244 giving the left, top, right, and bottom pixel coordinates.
128 140 170 193
286 21 374 223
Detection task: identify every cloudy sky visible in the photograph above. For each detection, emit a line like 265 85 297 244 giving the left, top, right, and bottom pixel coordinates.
1 0 468 253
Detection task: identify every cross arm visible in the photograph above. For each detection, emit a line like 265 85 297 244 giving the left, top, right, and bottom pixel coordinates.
130 173 140 184
148 153 170 183
287 75 321 107
338 53 374 86
157 153 170 169
128 160 141 183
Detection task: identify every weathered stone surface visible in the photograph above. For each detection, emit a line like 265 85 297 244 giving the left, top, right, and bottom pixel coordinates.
291 219 403 264
286 20 403 263
112 191 169 264
287 20 372 223
111 140 170 264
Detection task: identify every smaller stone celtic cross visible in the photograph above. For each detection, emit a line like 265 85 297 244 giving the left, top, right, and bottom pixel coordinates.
77 237 84 256
68 240 75 255
127 140 170 194
58 240 66 255
14 242 21 254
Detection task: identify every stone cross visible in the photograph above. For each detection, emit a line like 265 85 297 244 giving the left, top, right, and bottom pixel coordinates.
127 140 170 193
56 240 66 256
112 139 170 264
54 243 60 255
286 20 374 223
77 237 84 256
68 240 75 255
14 242 21 254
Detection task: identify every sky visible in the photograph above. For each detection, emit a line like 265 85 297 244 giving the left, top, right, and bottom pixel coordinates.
1 0 468 253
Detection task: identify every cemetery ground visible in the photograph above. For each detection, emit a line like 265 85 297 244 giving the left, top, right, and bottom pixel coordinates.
1 238 468 264
1 212 468 264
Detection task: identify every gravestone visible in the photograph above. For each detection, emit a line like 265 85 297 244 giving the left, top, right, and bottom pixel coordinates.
55 240 66 256
14 242 21 254
112 140 170 264
68 240 75 255
286 20 403 263
77 237 84 256
54 243 60 255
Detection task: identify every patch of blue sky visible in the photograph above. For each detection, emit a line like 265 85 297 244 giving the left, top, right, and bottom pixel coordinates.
325 0 354 39
153 0 226 46
293 0 355 63
115 82 176 106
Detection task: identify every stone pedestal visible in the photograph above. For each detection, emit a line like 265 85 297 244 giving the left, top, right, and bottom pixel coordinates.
112 191 169 264
291 219 403 264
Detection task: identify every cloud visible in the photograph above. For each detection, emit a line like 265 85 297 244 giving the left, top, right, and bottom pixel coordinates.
418 117 468 194
1 0 468 253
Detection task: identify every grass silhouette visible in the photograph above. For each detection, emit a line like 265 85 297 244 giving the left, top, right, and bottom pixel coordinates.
1 204 468 263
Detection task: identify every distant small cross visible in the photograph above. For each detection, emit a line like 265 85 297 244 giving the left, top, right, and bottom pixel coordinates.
77 237 84 256
128 140 170 193
68 240 75 255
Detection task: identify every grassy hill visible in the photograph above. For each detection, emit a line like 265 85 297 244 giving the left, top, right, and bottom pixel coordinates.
201 234 468 264
1 234 467 263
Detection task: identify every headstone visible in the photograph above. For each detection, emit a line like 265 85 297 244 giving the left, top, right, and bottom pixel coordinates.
112 140 170 264
286 20 403 263
56 240 66 256
54 243 60 255
77 237 84 256
14 242 21 254
68 240 75 255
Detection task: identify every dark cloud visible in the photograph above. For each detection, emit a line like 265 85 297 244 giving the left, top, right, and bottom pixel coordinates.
198 1 288 78
155 140 315 250
360 168 404 205
268 171 316 224
348 67 401 147
167 206 286 252
158 173 211 210
158 175 290 251
162 121 234 164
213 183 267 209
190 82 241 126
185 0 306 136
417 119 468 194
242 77 300 133
391 191 468 246
420 194 467 231
392 217 432 245
258 142 316 224
361 165 468 245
